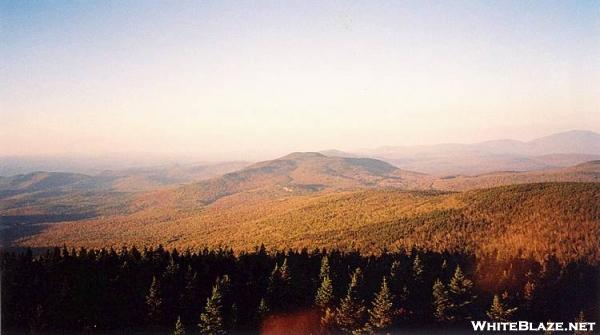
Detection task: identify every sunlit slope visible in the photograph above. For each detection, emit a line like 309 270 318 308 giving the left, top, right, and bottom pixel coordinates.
434 160 600 190
165 152 430 206
18 182 600 263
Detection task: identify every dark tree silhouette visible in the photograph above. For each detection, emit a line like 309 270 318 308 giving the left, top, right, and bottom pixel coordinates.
257 297 269 323
1 247 598 334
146 276 163 324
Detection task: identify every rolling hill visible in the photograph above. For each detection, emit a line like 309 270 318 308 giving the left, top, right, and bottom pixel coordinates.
0 162 249 245
0 161 250 195
432 160 600 190
165 152 430 206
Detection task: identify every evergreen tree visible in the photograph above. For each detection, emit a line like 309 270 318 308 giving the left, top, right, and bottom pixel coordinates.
441 259 448 272
316 275 334 309
179 266 198 322
388 260 408 306
447 266 476 321
257 297 270 323
216 275 234 329
335 268 367 334
319 255 331 280
523 280 536 312
412 255 424 283
267 258 292 312
486 294 517 321
368 277 395 332
279 258 290 281
432 279 452 323
198 282 225 335
173 316 186 335
389 261 402 281
146 276 163 324
408 254 428 321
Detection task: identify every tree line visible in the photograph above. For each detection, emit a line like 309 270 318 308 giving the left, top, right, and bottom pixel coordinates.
1 245 598 334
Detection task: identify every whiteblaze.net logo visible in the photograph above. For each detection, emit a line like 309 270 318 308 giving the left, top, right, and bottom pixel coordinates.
471 321 596 332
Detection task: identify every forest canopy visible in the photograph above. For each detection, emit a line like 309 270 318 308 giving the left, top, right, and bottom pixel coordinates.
2 246 598 334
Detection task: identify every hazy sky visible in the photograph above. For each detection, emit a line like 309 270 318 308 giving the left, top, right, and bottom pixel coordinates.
2 1 599 160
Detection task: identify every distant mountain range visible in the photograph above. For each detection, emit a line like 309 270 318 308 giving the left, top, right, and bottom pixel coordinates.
0 161 250 196
325 130 600 175
368 130 600 157
4 130 600 177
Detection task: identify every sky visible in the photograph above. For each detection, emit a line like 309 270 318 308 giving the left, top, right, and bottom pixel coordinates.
1 1 600 161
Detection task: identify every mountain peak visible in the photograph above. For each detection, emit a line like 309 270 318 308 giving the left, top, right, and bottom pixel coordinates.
529 129 600 142
278 152 327 160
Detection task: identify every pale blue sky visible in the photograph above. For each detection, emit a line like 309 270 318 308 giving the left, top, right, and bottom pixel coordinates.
2 1 599 160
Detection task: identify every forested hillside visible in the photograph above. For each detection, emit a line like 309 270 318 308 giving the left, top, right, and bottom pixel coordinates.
16 183 600 264
433 160 600 190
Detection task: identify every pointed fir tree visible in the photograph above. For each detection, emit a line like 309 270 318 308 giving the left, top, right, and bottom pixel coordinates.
523 280 536 312
198 282 225 335
388 260 406 299
316 275 335 309
179 266 198 322
279 258 290 281
368 277 395 332
441 259 448 272
407 254 428 321
412 254 424 283
389 260 402 286
432 278 452 323
319 255 331 280
215 275 234 329
486 294 517 322
173 316 186 335
257 297 270 323
447 265 476 321
335 268 367 334
146 276 163 324
267 258 292 312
